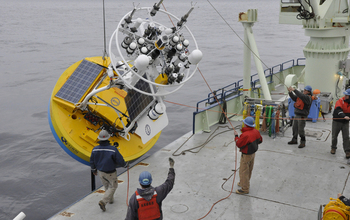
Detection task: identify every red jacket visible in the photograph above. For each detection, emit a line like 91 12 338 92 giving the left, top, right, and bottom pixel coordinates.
235 127 262 154
335 97 350 113
333 97 350 123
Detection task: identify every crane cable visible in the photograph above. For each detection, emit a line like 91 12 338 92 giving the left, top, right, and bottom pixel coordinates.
206 0 296 92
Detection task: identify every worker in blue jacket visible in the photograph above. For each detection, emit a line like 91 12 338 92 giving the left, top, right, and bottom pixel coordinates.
90 129 126 212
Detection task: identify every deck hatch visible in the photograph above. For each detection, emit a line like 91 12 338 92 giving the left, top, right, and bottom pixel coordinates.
55 59 103 104
125 75 154 121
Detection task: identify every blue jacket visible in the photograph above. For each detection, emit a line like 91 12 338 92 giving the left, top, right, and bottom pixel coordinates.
90 141 126 173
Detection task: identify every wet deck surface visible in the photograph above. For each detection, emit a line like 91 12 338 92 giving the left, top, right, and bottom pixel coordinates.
49 115 350 220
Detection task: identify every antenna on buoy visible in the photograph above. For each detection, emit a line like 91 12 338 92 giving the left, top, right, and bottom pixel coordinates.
102 0 107 60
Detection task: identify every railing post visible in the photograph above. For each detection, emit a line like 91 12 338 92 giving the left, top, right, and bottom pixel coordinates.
91 171 96 191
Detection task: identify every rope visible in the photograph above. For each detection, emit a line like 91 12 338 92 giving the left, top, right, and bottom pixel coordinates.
206 0 269 70
171 124 240 220
172 125 237 156
161 3 176 27
195 64 241 219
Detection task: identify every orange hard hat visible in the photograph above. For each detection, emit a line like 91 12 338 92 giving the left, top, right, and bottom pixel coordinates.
313 89 321 95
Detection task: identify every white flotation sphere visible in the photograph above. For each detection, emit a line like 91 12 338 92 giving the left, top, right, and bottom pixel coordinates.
188 49 203 65
134 54 150 71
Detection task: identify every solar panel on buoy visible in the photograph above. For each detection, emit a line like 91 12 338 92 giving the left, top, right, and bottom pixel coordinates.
125 75 154 121
55 59 103 104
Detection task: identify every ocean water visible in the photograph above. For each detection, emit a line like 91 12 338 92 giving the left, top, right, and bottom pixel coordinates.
0 0 307 219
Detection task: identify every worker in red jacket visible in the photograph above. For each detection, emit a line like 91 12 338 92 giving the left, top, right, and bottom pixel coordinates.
331 88 350 158
234 116 263 194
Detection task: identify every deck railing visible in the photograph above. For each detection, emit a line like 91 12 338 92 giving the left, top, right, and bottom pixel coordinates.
193 58 305 134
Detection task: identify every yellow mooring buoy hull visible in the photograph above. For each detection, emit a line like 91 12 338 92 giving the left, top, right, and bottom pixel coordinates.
48 57 161 165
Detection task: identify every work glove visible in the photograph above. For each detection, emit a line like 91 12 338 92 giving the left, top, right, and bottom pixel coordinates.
91 169 97 176
169 157 175 168
124 161 129 168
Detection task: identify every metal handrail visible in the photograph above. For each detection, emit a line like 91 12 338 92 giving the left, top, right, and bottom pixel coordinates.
199 58 305 113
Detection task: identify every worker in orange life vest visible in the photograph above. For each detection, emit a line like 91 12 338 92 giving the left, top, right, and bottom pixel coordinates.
125 158 175 220
287 85 312 148
330 88 350 158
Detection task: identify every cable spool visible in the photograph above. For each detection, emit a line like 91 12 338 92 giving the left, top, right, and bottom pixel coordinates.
242 102 249 128
255 104 262 130
323 198 349 220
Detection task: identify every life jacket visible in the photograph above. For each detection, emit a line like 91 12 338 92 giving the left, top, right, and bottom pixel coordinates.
136 190 161 220
294 97 305 110
335 97 350 114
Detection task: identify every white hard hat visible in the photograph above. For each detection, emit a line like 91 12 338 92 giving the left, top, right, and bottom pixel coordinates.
98 130 110 141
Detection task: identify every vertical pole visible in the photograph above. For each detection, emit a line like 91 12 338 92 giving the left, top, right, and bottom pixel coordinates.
91 171 96 191
243 23 252 98
102 0 107 60
246 25 272 100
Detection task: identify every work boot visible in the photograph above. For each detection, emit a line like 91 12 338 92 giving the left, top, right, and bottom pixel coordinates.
99 200 106 212
288 139 298 145
298 141 306 148
236 189 249 195
330 148 336 154
346 152 350 159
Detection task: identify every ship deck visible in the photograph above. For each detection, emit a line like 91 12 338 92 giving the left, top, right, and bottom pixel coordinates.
49 112 350 220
